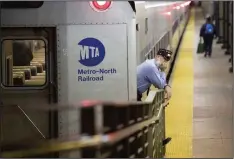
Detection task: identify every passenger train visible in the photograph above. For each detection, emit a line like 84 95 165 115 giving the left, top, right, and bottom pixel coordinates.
0 0 191 156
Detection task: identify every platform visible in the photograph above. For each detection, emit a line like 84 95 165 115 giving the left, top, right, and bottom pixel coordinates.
164 8 232 158
193 8 232 158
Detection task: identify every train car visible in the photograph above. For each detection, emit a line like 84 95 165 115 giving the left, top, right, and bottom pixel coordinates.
0 1 190 157
1 1 137 150
135 1 190 98
135 1 190 65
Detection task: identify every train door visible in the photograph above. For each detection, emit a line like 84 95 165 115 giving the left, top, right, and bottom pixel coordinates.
0 27 58 148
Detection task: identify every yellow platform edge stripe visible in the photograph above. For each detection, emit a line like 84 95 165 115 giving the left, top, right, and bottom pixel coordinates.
165 9 194 158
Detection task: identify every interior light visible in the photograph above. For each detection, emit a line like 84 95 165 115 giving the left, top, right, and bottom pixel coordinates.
165 12 171 15
185 1 191 6
145 2 176 9
90 1 112 12
173 5 180 10
135 1 145 4
97 1 106 5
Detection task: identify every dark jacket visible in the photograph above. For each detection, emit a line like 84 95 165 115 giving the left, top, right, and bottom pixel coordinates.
13 42 33 66
200 22 216 39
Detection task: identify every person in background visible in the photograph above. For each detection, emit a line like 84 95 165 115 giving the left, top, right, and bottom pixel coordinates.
137 48 172 146
200 15 216 57
13 41 33 66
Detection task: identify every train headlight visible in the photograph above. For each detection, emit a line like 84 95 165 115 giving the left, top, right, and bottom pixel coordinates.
90 1 112 12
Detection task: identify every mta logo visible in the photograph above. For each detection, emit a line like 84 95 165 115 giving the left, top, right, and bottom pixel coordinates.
78 37 105 67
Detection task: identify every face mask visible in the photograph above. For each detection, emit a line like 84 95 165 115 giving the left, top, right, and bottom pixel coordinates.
155 59 162 67
155 59 166 71
160 63 167 71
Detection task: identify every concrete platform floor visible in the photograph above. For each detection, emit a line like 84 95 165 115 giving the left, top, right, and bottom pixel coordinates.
193 8 232 158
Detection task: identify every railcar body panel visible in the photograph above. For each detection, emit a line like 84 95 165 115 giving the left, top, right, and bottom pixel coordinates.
1 2 136 156
0 1 191 157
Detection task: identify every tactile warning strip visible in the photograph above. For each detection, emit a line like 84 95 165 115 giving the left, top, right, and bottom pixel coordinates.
164 9 195 158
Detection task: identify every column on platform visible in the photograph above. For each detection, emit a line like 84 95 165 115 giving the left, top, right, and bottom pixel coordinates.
221 2 228 50
217 1 224 44
229 2 233 73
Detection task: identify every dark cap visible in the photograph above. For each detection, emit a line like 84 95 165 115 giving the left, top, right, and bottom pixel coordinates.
206 14 211 21
206 14 211 19
157 48 172 61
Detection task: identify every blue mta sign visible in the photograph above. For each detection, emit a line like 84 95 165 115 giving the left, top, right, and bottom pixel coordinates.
78 37 105 67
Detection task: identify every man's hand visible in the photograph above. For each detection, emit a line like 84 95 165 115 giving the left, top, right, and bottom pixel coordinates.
164 85 172 100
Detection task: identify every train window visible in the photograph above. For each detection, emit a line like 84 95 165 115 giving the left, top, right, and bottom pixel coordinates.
1 39 46 87
145 18 148 34
159 40 161 50
167 32 169 47
1 1 44 8
166 33 168 47
136 24 139 31
155 46 157 55
165 33 167 47
172 20 178 35
168 32 170 47
165 36 167 48
145 53 147 60
164 34 167 48
156 43 159 53
162 37 165 48
180 15 183 21
161 39 164 48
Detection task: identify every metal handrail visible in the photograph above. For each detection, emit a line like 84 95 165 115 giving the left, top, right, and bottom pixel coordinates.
144 31 168 58
0 89 167 158
17 105 46 139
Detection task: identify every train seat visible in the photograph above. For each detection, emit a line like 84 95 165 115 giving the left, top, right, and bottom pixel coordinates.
30 63 43 73
13 66 37 76
13 68 31 80
31 61 45 71
13 73 25 86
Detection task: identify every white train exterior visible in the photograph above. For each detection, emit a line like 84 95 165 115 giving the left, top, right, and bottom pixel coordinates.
135 1 190 64
0 1 190 157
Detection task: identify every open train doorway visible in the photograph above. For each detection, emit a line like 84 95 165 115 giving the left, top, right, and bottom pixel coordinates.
0 27 58 151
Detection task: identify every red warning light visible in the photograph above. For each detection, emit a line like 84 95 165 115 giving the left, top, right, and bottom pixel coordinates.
90 1 112 12
80 100 101 107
